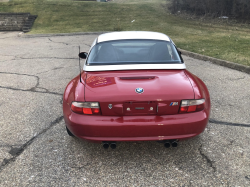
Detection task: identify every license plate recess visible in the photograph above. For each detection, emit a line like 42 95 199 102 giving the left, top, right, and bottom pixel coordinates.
123 102 157 115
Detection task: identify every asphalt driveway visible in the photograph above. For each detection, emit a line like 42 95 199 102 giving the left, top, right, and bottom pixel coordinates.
0 32 250 186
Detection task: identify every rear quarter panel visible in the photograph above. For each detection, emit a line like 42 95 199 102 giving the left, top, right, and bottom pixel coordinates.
63 72 86 121
184 70 211 117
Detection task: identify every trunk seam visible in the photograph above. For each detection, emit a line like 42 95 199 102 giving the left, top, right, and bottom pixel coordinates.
184 70 195 99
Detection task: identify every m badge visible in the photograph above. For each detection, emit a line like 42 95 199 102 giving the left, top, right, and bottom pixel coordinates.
108 104 112 109
170 102 178 106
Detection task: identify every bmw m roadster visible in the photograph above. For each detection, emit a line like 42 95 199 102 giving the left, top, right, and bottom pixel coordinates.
63 31 211 149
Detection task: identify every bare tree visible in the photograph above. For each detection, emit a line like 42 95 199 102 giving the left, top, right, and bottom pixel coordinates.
168 0 250 20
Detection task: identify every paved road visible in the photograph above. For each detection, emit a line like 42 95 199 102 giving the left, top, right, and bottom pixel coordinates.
0 32 250 186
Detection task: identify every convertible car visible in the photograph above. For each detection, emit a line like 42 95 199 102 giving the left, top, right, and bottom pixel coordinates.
63 31 210 149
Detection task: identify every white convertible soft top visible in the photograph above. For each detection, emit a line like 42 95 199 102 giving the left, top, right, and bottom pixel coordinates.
97 31 171 43
83 31 186 71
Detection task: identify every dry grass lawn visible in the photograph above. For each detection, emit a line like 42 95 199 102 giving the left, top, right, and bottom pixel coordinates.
0 0 249 66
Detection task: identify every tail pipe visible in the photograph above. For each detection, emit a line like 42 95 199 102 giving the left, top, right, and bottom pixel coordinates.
164 141 171 148
161 139 179 148
110 143 116 149
102 142 109 149
171 140 178 147
102 142 117 149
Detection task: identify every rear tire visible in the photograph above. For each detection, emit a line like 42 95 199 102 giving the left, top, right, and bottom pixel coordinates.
66 126 74 137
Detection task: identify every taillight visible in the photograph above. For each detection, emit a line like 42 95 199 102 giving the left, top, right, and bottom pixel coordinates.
179 99 205 114
71 102 101 115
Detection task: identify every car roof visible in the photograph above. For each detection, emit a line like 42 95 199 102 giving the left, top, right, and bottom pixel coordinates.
97 31 171 43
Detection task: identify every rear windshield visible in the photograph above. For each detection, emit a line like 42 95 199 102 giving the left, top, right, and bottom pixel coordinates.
87 40 182 65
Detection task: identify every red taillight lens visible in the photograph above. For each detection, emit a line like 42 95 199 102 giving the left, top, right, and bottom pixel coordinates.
187 105 196 112
71 102 101 115
179 106 188 113
196 103 205 112
92 108 100 114
179 99 205 114
83 108 93 114
71 104 83 114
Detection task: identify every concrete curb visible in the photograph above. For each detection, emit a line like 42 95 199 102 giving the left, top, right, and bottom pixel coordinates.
20 31 107 38
179 49 250 75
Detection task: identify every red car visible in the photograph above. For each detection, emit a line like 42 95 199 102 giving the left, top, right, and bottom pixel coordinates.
63 31 210 149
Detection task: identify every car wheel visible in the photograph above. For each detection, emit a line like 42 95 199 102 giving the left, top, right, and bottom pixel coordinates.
66 126 74 137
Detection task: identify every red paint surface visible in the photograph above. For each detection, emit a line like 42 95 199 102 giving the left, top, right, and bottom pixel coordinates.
63 69 210 142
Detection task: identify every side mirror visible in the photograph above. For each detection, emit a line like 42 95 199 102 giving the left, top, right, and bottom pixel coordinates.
79 52 88 59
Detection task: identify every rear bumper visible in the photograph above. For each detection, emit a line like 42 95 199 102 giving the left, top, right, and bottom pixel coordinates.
64 111 209 142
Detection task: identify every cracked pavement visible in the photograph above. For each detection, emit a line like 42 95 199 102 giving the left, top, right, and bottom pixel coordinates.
0 32 250 186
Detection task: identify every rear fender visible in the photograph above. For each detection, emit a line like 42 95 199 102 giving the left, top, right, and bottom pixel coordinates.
63 72 86 117
184 70 211 115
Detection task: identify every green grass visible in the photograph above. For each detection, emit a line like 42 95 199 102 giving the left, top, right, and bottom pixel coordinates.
0 0 250 66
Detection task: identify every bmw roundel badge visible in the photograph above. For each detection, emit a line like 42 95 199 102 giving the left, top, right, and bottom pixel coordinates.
135 88 144 94
108 104 112 109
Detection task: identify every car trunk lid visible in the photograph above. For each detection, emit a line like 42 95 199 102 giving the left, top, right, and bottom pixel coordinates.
84 70 194 116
